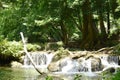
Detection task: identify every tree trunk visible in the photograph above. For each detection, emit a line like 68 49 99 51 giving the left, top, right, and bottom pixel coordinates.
107 11 110 34
96 0 107 40
80 0 99 50
106 0 110 35
99 12 107 40
59 0 68 46
0 2 3 9
60 20 68 46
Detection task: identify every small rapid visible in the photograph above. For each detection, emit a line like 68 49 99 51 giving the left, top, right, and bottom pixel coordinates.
23 51 120 72
23 51 54 68
23 51 120 80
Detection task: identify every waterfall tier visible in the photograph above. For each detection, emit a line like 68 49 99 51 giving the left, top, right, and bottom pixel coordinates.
23 52 54 68
23 51 120 73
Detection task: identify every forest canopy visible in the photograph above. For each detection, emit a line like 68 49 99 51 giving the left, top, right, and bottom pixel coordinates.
0 0 120 50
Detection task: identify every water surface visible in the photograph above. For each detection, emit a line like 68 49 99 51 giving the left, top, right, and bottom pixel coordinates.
0 67 42 80
0 67 103 80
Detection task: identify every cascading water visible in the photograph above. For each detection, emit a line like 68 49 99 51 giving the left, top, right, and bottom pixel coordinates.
23 52 54 68
23 52 120 72
48 53 120 73
101 55 119 68
23 51 120 80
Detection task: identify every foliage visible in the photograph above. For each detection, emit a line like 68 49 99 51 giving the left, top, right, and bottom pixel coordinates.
57 47 70 55
0 35 4 42
52 47 71 61
45 76 53 80
26 43 41 51
0 39 41 57
113 43 120 54
74 74 82 80
0 0 120 50
0 39 22 57
111 70 120 80
0 2 24 41
103 69 120 80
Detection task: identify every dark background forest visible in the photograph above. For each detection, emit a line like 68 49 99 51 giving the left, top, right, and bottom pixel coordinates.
0 1 120 79
0 0 120 50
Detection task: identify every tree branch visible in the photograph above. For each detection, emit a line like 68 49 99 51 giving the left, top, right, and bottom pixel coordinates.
20 32 44 75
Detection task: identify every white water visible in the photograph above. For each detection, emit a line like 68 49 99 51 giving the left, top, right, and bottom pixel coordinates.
23 52 120 80
101 55 119 68
23 51 54 68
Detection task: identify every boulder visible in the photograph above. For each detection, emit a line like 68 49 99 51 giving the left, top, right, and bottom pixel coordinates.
91 57 103 72
47 62 60 72
11 61 23 68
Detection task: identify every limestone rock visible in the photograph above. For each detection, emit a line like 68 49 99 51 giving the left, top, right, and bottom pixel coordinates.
91 57 103 72
11 61 23 68
48 62 60 72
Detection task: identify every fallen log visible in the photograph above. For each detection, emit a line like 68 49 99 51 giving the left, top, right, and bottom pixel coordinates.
20 32 44 75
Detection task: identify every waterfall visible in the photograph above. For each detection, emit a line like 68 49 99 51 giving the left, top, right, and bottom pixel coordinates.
22 50 120 80
107 56 119 65
101 55 119 68
48 54 120 73
23 52 54 68
23 51 120 74
77 59 92 72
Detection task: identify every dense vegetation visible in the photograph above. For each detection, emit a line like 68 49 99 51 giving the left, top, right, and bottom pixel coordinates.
0 0 119 50
0 39 41 66
0 1 120 79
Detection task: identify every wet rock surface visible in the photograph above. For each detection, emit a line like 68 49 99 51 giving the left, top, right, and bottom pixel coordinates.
47 51 120 73
21 47 120 80
90 57 103 72
23 50 120 74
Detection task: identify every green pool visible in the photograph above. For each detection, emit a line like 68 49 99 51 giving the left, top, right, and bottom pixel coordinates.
0 67 42 80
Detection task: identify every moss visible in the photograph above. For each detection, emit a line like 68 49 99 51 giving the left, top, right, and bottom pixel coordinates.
45 76 53 80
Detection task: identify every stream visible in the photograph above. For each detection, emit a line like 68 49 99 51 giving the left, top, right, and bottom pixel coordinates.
2 51 119 80
0 67 103 80
0 67 41 80
17 51 120 80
